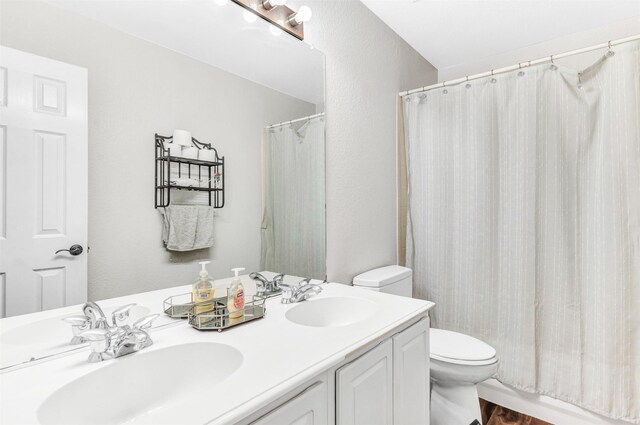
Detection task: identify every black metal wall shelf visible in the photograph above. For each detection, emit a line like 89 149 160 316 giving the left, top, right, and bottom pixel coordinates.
155 133 225 209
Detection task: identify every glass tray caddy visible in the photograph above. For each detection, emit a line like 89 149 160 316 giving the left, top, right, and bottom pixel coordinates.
163 292 267 331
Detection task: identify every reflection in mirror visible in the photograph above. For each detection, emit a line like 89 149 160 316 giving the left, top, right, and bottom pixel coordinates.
0 0 325 365
261 114 326 280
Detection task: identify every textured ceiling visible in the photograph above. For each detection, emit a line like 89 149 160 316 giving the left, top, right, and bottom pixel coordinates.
360 0 640 69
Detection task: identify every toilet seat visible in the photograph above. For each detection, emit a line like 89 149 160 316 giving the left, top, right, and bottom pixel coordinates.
430 328 497 366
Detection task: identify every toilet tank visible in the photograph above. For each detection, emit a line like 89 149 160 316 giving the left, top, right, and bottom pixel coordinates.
352 265 413 297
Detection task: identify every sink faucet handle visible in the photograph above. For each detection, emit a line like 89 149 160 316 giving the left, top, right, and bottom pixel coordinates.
111 303 137 326
63 315 91 345
63 315 90 327
272 274 285 287
132 314 159 331
80 329 111 361
302 285 323 301
297 278 312 287
249 272 269 292
249 272 268 283
278 281 295 299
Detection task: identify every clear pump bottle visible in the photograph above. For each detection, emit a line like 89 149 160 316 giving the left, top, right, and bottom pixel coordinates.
193 261 215 314
227 268 245 319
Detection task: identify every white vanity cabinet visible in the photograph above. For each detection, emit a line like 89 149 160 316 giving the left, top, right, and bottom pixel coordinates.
250 318 430 425
336 318 430 425
252 380 329 425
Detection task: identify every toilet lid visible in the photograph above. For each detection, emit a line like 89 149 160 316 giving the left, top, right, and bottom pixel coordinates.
430 329 496 363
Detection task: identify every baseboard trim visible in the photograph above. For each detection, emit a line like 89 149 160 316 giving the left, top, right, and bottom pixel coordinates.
477 379 630 425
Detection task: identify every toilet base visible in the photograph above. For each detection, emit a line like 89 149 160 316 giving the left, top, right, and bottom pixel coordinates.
431 381 482 425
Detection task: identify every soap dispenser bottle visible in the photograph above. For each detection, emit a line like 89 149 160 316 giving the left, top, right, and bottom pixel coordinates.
227 268 245 319
193 261 215 314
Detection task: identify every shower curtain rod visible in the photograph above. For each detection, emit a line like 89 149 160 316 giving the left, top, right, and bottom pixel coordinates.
267 112 325 129
400 33 640 96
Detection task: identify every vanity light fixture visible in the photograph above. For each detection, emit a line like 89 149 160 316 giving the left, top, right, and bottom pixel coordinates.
231 0 311 40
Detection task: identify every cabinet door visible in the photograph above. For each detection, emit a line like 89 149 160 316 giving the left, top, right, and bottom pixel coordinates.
252 381 328 425
393 318 430 425
336 339 393 425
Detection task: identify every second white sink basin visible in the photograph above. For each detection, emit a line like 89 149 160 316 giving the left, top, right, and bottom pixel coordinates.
37 342 243 425
285 297 378 327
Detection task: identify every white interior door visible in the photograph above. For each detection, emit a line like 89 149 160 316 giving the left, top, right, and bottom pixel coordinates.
0 46 88 318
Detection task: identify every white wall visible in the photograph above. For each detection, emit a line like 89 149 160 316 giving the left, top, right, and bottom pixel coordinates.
0 0 315 300
439 17 640 81
303 0 438 284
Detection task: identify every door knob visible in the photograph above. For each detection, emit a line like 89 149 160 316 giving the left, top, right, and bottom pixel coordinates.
55 244 83 256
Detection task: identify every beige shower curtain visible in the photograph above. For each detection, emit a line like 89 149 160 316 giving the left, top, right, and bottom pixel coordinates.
261 117 326 280
404 41 640 423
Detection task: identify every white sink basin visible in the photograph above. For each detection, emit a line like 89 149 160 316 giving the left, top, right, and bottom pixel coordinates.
0 305 150 348
285 297 378 327
37 342 243 425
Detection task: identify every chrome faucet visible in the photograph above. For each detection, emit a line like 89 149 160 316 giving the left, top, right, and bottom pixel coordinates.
250 272 284 296
79 314 159 363
63 302 138 345
280 278 323 304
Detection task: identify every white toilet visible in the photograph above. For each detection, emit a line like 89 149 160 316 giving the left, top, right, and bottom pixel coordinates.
429 329 498 425
353 266 498 425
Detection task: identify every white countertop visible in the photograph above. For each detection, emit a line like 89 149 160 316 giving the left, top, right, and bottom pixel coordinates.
0 272 302 369
0 280 434 425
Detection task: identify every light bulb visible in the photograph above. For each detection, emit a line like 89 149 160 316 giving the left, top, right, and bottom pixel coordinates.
296 6 312 23
288 5 312 26
243 10 258 23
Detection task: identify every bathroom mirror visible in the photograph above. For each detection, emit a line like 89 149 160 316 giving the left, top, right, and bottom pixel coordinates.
0 0 325 323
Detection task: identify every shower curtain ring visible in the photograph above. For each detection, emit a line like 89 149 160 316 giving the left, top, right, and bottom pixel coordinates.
606 40 615 57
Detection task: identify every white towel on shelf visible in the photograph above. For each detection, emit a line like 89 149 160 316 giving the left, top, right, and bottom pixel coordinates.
160 205 214 251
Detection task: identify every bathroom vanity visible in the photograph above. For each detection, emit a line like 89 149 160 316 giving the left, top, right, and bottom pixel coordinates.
0 278 433 425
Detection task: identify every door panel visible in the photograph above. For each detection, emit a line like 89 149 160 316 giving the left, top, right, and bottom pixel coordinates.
393 318 430 425
35 131 67 236
35 267 67 311
0 46 87 317
336 339 393 425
